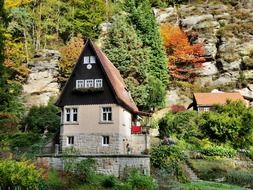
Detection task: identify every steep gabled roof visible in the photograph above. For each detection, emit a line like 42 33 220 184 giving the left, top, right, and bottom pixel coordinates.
56 39 139 114
90 40 139 114
193 92 246 106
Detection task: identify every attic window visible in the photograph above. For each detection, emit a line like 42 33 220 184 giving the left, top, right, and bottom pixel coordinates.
95 79 103 88
85 79 94 88
76 80 85 88
83 56 96 64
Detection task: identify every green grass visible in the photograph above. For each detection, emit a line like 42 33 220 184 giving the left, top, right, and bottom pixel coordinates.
180 180 247 190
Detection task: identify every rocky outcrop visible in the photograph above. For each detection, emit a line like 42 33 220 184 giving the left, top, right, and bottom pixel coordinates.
23 49 60 107
154 1 253 107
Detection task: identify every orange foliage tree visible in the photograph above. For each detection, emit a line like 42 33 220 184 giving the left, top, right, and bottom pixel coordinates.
59 36 84 85
160 24 205 82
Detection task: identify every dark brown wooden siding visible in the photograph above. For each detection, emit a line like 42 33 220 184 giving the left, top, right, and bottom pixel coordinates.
56 43 117 107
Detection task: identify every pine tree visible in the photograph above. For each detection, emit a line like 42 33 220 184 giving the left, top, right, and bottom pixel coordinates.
125 0 168 84
104 15 165 111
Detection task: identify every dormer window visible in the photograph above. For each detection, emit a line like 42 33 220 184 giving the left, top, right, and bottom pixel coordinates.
85 79 94 88
83 56 96 64
75 79 103 90
76 80 85 88
95 79 103 88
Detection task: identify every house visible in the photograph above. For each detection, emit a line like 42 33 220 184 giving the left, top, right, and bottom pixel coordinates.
50 39 150 177
191 92 248 112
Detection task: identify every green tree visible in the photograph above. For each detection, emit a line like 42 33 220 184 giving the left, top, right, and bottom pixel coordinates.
23 100 60 133
200 101 253 148
62 0 106 40
104 14 166 111
0 0 24 151
125 0 168 84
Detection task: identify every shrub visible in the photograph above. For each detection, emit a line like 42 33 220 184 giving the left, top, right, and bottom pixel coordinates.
47 170 61 190
127 170 157 190
226 171 253 188
23 99 60 134
158 111 200 140
151 145 186 172
8 133 41 148
102 175 118 188
64 158 96 183
170 105 186 113
200 146 237 158
0 159 43 189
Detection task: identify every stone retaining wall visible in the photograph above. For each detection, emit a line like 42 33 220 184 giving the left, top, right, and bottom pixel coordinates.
37 154 150 178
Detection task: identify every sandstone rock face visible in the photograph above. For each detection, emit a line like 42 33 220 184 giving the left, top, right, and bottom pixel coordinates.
154 1 253 106
23 49 60 107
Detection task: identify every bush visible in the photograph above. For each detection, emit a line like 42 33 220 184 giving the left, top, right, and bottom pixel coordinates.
0 159 43 189
226 171 253 188
23 100 60 133
200 146 237 158
151 145 186 181
64 158 96 183
47 170 61 190
8 133 41 148
127 170 157 190
102 175 118 188
158 111 200 140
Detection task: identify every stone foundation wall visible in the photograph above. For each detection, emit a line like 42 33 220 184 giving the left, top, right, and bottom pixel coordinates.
61 133 150 155
37 154 150 178
62 133 126 154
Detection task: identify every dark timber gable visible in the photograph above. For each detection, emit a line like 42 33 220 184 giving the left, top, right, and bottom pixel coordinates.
56 40 117 106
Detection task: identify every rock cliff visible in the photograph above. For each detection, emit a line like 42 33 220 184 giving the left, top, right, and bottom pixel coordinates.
23 49 60 107
154 0 253 107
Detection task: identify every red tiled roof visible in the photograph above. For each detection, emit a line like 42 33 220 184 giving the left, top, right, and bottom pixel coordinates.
193 92 246 106
90 41 140 114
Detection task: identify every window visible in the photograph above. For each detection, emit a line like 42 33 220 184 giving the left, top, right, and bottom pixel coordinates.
90 56 96 63
102 107 112 122
76 80 84 88
65 108 78 123
102 136 109 146
73 108 78 122
66 108 71 122
203 107 210 112
85 79 94 88
83 56 96 64
67 136 74 145
95 79 103 88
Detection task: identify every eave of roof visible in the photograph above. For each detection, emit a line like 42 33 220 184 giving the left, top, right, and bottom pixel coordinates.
193 92 246 106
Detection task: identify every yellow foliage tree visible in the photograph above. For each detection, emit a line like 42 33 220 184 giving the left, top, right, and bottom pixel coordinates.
59 36 84 85
4 0 32 9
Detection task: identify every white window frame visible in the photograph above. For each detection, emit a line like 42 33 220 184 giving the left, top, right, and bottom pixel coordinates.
95 79 103 88
65 108 71 122
85 79 94 88
102 136 109 146
90 56 96 63
83 56 90 64
203 107 210 112
76 80 85 89
72 108 78 122
64 108 78 123
83 56 96 64
101 107 112 122
67 136 74 145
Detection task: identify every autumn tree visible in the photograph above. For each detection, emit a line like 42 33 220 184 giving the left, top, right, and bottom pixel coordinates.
160 24 205 82
59 36 84 85
0 1 24 151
